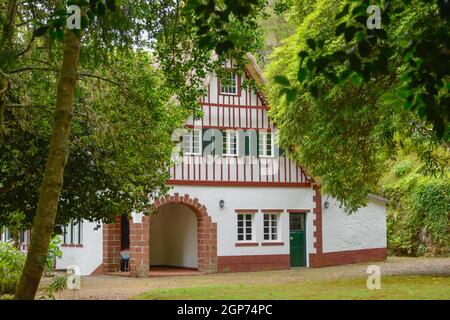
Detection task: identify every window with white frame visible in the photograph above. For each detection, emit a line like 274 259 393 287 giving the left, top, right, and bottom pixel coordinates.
63 220 83 245
183 129 201 155
258 131 274 157
220 73 238 95
263 213 279 241
237 214 253 241
223 130 238 156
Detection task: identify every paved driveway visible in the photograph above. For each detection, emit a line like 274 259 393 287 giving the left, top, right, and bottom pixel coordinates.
49 257 450 300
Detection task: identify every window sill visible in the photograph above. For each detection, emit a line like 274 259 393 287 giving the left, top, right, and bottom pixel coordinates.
61 244 83 248
235 242 259 247
261 242 284 246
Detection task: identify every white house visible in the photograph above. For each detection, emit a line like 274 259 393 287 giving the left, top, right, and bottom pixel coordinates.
53 55 388 276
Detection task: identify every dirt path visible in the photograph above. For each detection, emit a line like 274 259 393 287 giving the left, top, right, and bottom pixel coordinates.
50 257 450 300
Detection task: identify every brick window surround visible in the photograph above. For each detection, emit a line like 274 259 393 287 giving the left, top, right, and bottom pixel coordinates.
103 193 217 275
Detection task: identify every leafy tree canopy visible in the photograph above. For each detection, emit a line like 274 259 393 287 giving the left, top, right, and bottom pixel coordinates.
266 0 449 212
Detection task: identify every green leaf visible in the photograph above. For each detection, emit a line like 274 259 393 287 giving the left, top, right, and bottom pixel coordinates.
335 22 346 37
297 68 307 82
306 59 315 72
335 4 349 20
274 75 291 87
351 73 363 87
279 88 297 102
306 38 316 51
286 88 298 102
344 26 357 43
298 51 309 59
358 40 371 57
339 69 352 82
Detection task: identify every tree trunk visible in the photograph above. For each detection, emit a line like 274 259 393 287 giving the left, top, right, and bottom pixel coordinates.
14 29 82 300
0 0 17 143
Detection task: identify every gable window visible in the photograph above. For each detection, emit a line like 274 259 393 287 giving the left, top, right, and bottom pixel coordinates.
63 220 83 245
220 73 239 95
183 129 201 155
223 130 238 156
258 131 274 157
263 213 279 241
237 214 253 241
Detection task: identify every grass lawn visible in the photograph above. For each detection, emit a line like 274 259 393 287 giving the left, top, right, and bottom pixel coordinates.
136 275 450 300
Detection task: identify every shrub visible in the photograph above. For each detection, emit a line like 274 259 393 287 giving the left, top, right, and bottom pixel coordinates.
393 160 413 177
385 173 450 256
45 236 62 275
0 242 26 295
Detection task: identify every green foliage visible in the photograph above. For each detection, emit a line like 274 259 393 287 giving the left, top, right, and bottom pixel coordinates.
39 274 68 300
280 0 450 138
266 0 449 212
0 51 183 227
385 168 450 256
46 236 62 274
393 160 413 177
0 242 26 295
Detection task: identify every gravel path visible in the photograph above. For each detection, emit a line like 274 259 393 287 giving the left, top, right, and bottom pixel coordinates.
49 257 450 300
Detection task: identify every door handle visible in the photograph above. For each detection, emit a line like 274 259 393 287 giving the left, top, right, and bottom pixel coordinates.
290 237 293 240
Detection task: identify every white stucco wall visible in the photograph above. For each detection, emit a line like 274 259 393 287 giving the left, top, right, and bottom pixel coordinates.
150 203 198 268
171 185 316 266
56 221 103 276
322 197 387 253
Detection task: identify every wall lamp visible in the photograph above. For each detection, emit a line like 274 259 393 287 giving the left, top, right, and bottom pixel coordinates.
219 199 225 208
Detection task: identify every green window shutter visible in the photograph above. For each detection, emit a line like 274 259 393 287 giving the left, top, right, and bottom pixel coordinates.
245 133 250 156
202 129 209 155
70 222 74 244
78 220 82 244
222 130 227 155
257 131 260 157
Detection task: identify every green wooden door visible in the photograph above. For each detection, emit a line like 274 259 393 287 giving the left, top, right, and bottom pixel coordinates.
289 213 306 267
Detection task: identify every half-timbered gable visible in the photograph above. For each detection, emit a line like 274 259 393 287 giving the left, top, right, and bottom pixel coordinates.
169 60 311 187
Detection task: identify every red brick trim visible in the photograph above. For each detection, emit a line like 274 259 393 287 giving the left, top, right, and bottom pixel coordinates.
90 263 104 276
150 193 218 274
167 180 311 188
287 209 311 213
309 184 324 267
102 217 122 273
236 209 258 214
61 244 83 248
217 254 290 273
235 242 259 247
317 248 387 267
261 209 284 213
261 242 284 246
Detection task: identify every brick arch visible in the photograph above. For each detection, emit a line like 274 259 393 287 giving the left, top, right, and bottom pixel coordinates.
149 193 218 273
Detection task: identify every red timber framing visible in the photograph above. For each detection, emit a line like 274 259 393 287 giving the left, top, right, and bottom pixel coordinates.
102 193 217 275
168 68 311 187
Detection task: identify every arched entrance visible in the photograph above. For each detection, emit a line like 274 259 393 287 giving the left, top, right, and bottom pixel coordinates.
150 203 198 269
148 193 218 274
